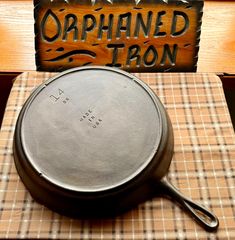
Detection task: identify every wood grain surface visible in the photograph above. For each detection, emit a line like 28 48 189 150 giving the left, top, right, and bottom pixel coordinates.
34 0 203 72
0 1 235 73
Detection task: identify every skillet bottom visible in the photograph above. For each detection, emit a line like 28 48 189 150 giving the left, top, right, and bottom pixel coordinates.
13 66 174 217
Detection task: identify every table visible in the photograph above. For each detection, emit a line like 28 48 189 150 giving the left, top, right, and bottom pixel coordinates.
0 72 234 239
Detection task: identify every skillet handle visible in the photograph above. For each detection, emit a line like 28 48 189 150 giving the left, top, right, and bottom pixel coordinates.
158 177 219 232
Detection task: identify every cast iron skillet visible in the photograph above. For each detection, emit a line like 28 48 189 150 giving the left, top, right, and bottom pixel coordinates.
13 66 219 231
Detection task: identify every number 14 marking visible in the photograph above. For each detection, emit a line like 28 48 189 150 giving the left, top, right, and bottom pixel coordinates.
50 88 69 104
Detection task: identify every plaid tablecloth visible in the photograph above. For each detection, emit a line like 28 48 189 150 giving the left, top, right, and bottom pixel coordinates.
0 72 235 239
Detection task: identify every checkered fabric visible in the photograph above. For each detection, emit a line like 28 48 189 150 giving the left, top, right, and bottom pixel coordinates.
0 72 235 239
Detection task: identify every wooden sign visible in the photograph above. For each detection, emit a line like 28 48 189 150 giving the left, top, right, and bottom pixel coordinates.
34 0 203 72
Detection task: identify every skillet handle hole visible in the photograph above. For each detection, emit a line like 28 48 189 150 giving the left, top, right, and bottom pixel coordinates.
182 198 219 232
159 177 219 232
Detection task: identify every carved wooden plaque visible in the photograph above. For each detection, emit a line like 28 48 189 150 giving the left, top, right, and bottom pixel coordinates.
34 0 203 72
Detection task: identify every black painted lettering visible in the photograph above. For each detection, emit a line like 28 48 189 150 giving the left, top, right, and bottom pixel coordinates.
116 13 131 39
106 44 124 67
81 14 96 41
126 45 141 67
160 44 178 66
98 14 113 40
154 11 166 37
134 11 153 38
171 11 189 37
41 9 61 42
62 14 78 41
143 45 158 67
